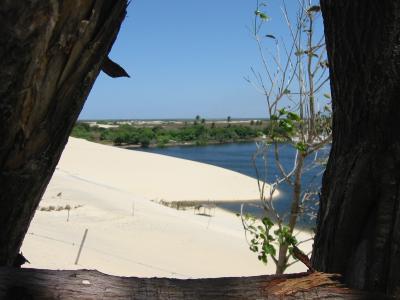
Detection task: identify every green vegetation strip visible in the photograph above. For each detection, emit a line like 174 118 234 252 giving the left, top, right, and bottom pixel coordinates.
71 120 284 147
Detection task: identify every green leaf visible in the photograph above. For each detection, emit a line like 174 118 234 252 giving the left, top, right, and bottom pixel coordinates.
263 243 276 256
287 112 301 121
323 93 331 99
283 88 291 95
295 141 308 152
288 235 298 245
259 254 268 263
255 10 269 20
278 108 288 116
262 217 274 228
250 245 258 252
259 12 269 20
279 119 294 132
270 114 279 121
267 234 275 241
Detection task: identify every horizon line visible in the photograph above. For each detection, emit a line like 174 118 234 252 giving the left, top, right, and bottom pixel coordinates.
78 117 270 122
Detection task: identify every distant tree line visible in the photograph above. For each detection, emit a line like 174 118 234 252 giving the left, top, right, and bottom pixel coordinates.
71 121 276 147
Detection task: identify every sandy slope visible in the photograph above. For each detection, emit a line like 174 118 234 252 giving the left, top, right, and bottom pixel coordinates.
55 137 267 202
21 137 312 278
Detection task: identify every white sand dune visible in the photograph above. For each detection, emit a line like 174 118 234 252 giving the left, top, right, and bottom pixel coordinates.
55 137 267 202
22 137 313 278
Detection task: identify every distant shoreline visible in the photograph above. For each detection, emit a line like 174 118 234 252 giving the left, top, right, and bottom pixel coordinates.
70 119 281 149
120 138 263 149
76 137 262 150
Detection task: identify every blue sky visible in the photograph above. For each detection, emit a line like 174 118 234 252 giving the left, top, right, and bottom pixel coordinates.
80 1 325 120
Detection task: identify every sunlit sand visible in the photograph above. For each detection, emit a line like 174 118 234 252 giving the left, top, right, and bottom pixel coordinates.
22 137 312 278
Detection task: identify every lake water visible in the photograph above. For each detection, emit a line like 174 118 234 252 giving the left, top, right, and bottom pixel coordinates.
132 142 330 228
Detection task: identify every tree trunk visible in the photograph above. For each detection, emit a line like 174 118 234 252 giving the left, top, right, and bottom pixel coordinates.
275 245 288 275
0 268 371 300
312 1 400 296
276 154 305 275
0 0 127 266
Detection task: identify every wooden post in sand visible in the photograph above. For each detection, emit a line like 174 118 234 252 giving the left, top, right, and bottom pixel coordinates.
75 229 88 265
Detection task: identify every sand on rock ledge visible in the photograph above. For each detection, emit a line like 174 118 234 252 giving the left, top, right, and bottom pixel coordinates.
21 137 312 278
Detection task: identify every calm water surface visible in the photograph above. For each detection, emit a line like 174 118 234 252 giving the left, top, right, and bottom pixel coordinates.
132 142 330 227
